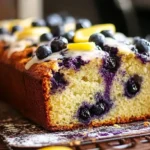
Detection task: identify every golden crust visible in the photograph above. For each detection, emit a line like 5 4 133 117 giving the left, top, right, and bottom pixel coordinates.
45 115 150 131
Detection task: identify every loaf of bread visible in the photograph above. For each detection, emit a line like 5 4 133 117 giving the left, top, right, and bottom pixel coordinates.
0 18 150 131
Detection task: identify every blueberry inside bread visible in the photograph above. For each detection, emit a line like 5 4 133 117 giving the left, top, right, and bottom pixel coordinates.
1 21 150 131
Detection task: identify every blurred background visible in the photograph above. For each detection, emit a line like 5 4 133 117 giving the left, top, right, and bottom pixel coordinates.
0 0 150 37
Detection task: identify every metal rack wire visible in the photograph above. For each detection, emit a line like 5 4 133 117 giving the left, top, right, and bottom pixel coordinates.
71 133 150 150
1 133 150 150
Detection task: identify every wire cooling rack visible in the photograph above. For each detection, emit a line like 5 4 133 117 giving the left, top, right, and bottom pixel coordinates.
1 101 150 150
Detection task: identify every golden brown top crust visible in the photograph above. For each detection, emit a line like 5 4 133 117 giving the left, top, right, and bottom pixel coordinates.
0 42 59 79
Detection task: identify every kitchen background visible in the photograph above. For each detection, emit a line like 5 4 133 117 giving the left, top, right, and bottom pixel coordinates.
0 0 150 37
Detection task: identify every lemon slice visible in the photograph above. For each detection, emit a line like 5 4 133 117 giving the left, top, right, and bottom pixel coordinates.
8 18 34 30
39 146 72 150
15 27 50 40
74 24 116 43
0 20 12 30
67 42 96 51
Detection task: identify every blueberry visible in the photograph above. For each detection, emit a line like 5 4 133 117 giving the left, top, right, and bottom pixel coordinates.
62 30 75 43
100 30 114 39
63 16 75 24
46 14 63 27
103 46 118 55
76 19 91 30
78 106 91 123
51 72 68 94
36 45 52 59
32 20 46 27
89 33 105 48
103 56 120 72
59 12 75 23
50 25 65 37
133 36 141 45
131 46 138 53
135 39 150 55
11 25 22 34
0 28 8 34
51 37 68 52
40 33 53 42
90 102 105 116
145 35 150 42
125 75 142 98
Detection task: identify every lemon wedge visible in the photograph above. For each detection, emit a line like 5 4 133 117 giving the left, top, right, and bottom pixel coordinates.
74 24 115 43
8 18 34 30
39 146 72 150
0 20 11 30
15 27 50 40
67 42 96 51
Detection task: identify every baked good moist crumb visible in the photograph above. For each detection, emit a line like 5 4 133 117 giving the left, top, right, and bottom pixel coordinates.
1 22 150 131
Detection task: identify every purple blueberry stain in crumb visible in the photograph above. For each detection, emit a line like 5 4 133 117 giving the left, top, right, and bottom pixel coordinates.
76 93 113 124
101 54 121 99
103 45 118 56
103 55 121 73
77 102 91 124
50 71 68 94
59 56 89 70
124 74 142 98
90 92 113 117
76 46 120 124
119 70 126 77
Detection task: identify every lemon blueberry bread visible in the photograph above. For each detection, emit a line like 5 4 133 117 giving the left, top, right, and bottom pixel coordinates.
1 20 150 131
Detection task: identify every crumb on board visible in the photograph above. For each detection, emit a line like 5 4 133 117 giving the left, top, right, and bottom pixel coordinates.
144 121 150 127
113 124 121 128
82 131 88 136
69 140 81 146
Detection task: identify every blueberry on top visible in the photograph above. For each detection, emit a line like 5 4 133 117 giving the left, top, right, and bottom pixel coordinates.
135 39 150 56
0 28 8 34
40 33 53 42
103 56 120 73
50 25 65 37
59 12 75 23
46 14 63 27
130 46 138 53
62 30 75 43
36 45 52 59
89 33 105 48
76 19 92 30
11 25 22 34
51 37 68 52
133 36 141 45
78 106 91 123
145 35 150 42
32 20 46 27
100 30 114 39
125 75 142 98
63 16 75 24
